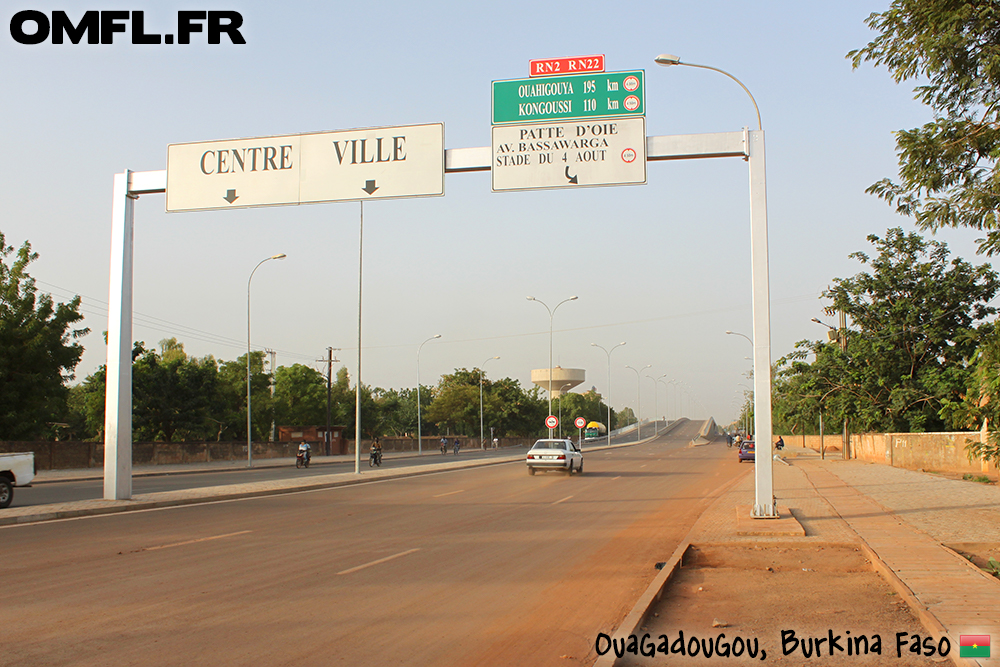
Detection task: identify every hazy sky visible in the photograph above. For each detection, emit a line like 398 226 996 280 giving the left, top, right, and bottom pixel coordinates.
4 1 991 427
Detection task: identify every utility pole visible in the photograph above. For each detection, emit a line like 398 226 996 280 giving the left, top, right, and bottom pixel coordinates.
838 309 848 352
265 348 276 442
317 347 341 456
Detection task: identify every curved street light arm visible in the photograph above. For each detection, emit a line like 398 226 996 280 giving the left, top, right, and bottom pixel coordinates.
655 55 762 131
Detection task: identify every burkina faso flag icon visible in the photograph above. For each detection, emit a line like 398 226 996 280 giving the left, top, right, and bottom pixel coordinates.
960 635 990 658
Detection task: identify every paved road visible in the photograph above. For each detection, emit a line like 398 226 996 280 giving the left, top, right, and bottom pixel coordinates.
18 420 681 507
1 419 739 667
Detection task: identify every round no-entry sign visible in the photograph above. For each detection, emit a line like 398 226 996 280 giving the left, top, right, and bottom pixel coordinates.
545 415 559 429
575 417 587 429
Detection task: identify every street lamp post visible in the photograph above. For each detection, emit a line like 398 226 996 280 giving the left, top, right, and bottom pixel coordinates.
658 54 776 518
668 379 679 422
645 374 659 436
654 374 669 434
527 295 578 437
737 383 753 435
247 253 286 468
416 334 441 456
556 382 574 438
479 355 499 449
658 377 669 425
625 364 651 441
591 342 625 447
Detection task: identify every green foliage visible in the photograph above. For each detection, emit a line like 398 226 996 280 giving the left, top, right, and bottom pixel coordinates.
132 341 221 441
424 369 547 437
849 1 1000 254
0 232 88 439
615 406 636 429
773 229 997 434
425 368 481 435
273 364 327 426
553 389 613 432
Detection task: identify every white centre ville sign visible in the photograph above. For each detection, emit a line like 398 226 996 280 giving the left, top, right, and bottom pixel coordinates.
165 123 444 212
491 117 646 192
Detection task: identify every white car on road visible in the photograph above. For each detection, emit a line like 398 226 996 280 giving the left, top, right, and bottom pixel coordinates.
0 452 36 508
526 439 583 476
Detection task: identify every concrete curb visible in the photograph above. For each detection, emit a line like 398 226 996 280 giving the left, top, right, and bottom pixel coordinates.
857 542 978 667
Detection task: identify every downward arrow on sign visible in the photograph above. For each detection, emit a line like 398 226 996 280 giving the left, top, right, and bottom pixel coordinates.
362 180 379 195
223 189 239 203
564 167 578 184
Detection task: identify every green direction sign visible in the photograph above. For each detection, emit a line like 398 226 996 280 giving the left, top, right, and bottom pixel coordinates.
492 70 645 125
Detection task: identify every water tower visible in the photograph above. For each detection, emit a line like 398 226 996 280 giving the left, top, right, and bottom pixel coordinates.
531 366 585 397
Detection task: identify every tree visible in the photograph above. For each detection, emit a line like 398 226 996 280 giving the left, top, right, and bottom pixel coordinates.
773 228 998 433
273 364 327 426
426 368 480 435
554 389 613 432
962 325 1000 469
132 341 221 441
216 352 272 441
849 1 1000 254
0 232 88 439
614 407 636 429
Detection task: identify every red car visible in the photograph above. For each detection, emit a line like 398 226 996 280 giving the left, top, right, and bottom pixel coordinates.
738 441 755 463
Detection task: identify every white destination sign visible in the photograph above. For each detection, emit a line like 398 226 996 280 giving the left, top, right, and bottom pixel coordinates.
491 117 645 192
166 123 444 212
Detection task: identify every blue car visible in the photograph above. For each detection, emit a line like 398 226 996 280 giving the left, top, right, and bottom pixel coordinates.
738 441 755 463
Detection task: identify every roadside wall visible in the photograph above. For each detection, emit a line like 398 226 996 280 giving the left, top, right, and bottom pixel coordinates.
850 431 997 476
778 430 997 477
775 434 844 453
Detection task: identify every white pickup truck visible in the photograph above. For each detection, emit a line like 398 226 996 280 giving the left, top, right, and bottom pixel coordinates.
0 452 36 509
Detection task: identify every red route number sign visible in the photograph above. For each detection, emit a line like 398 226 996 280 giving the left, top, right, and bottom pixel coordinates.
545 415 559 429
575 417 587 429
529 54 605 77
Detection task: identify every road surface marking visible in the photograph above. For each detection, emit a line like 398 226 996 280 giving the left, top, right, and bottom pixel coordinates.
640 464 647 468
552 495 573 505
432 489 465 498
611 476 621 480
338 548 420 575
139 530 252 552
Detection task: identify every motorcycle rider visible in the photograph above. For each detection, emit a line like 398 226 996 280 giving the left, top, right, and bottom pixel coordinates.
371 437 383 465
297 441 311 466
453 438 460 455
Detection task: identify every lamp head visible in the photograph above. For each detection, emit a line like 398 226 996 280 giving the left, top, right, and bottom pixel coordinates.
526 296 535 301
725 330 734 335
655 54 681 66
569 295 579 301
272 253 287 260
433 334 442 339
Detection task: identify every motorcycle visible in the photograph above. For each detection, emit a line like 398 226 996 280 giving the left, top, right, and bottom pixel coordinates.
440 440 447 455
369 449 382 467
296 444 311 469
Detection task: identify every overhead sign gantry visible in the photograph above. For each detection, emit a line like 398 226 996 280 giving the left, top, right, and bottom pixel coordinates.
104 53 775 519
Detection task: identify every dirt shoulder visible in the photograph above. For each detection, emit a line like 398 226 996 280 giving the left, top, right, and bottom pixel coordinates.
633 544 936 666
